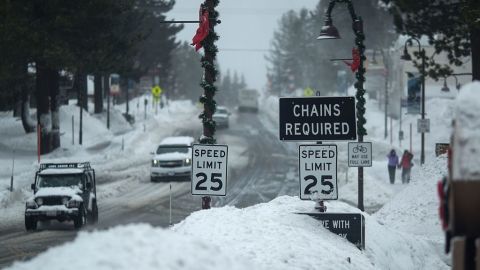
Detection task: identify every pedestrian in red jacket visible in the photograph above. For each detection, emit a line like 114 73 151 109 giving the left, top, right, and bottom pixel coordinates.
399 150 414 184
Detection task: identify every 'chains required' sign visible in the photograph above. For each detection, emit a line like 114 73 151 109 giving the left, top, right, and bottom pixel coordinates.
279 97 357 141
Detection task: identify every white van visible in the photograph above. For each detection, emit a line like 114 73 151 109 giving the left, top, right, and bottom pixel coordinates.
238 89 259 112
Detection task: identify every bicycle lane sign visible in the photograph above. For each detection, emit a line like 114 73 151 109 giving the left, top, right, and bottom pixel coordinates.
348 142 372 167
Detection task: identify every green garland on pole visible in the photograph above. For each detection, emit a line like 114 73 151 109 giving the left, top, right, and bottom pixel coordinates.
198 0 220 145
354 22 367 137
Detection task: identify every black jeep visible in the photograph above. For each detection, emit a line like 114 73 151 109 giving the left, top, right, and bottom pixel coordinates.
25 162 99 230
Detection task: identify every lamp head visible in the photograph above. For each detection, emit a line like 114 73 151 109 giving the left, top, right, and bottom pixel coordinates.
401 47 412 61
317 20 341 40
441 78 450 92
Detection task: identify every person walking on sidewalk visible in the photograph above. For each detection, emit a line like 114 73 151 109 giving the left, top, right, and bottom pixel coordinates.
387 149 399 184
399 150 414 184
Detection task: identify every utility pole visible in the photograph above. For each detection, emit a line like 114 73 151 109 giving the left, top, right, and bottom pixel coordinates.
106 76 110 129
79 90 83 145
420 49 426 165
199 0 220 210
318 0 368 211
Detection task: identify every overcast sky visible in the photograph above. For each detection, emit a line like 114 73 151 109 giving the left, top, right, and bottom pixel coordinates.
167 0 319 91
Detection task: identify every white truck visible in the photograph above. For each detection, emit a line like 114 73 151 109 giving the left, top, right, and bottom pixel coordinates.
238 89 259 112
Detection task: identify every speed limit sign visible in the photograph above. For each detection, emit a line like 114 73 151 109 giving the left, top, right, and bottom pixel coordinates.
192 144 228 196
299 144 338 200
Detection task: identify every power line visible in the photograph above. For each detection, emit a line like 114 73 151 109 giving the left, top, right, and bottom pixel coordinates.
219 48 271 52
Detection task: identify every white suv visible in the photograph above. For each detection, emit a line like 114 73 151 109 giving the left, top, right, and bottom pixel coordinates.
150 136 194 182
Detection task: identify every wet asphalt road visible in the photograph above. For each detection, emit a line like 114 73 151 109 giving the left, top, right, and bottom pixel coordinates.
0 111 299 268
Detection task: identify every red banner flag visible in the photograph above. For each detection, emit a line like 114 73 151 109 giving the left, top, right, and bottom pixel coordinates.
344 48 361 72
191 6 210 51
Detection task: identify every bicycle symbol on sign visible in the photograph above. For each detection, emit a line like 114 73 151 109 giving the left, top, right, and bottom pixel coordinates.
352 144 368 154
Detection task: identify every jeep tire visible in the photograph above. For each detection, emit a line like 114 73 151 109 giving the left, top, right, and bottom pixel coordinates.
88 201 99 224
25 216 37 231
74 205 86 229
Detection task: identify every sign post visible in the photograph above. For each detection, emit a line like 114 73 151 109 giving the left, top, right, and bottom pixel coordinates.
279 96 357 141
348 142 372 167
299 145 338 200
191 144 228 197
151 86 162 114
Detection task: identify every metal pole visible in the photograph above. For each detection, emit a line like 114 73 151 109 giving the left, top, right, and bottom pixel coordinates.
72 115 74 145
315 140 326 212
399 101 402 148
390 117 393 145
126 84 129 116
200 0 220 210
37 124 40 163
410 123 413 153
420 49 426 165
107 78 110 129
10 146 15 192
144 98 147 120
79 89 83 145
169 184 172 226
384 54 388 139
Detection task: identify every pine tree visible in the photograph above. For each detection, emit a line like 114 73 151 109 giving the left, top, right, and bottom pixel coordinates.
381 0 480 80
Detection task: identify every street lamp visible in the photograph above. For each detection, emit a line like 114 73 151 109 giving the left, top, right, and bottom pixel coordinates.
444 73 473 91
317 0 367 212
441 77 450 92
401 37 426 165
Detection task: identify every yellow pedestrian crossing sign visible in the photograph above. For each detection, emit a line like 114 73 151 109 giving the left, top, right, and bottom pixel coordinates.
304 87 314 97
151 86 162 98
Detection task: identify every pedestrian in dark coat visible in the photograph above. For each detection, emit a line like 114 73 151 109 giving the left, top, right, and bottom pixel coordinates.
387 149 399 184
399 150 414 184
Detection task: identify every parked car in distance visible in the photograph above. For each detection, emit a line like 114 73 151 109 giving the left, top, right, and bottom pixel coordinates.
213 106 231 129
150 136 194 182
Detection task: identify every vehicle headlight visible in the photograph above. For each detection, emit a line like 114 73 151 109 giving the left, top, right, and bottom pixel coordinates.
26 201 38 209
184 158 191 166
35 198 43 206
67 200 81 208
152 160 159 166
62 197 69 205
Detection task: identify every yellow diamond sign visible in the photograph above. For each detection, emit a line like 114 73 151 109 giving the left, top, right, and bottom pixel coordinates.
151 86 162 98
304 87 314 97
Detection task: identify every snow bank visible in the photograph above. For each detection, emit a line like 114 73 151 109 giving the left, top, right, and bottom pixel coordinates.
7 196 447 270
375 156 448 244
6 224 254 270
452 82 480 180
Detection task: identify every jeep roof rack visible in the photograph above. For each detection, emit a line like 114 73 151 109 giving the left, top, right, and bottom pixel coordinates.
39 162 91 171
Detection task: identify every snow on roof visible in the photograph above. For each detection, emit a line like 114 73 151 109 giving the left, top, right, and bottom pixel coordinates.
159 136 194 146
38 168 84 175
452 82 480 180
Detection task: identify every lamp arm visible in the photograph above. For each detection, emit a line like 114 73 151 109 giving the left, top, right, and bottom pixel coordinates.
346 0 359 21
324 0 336 25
